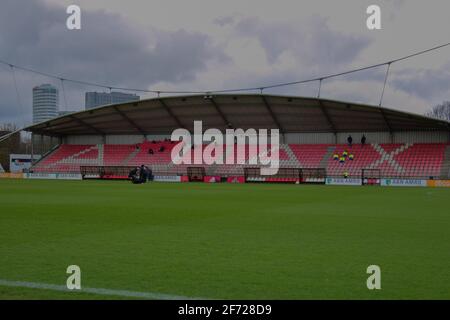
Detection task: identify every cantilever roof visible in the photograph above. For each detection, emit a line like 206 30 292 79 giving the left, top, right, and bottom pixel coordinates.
25 94 450 136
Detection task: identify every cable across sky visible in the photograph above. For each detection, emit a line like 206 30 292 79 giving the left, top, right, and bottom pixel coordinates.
1 42 450 96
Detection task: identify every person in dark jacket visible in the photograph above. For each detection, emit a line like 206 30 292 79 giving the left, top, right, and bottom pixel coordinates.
361 134 367 147
139 165 148 182
347 135 353 147
128 167 138 179
129 167 142 184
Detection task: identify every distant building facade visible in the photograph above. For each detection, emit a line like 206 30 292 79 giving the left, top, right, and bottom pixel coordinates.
58 111 76 117
33 84 59 124
85 91 140 109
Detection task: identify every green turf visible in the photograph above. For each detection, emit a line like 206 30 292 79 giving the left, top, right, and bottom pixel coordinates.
0 179 449 299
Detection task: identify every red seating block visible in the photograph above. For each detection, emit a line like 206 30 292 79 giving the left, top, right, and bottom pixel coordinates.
31 142 448 179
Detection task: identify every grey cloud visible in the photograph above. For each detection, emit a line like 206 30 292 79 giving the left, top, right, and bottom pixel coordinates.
217 65 390 107
213 16 235 27
218 57 387 100
0 0 230 125
0 67 41 125
235 16 371 66
220 68 322 97
390 67 450 100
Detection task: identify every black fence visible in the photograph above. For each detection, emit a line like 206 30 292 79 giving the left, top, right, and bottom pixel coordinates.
78 165 445 182
187 167 206 181
80 166 135 179
244 167 326 184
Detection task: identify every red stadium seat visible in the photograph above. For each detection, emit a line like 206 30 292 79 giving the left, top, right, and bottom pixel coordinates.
31 142 449 179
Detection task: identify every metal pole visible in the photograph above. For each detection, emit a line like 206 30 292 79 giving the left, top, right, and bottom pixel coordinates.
317 78 323 98
30 133 34 166
379 63 391 107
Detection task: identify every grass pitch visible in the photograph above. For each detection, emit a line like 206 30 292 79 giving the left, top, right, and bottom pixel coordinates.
0 179 449 299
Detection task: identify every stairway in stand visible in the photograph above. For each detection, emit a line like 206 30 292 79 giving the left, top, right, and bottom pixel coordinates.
440 145 450 178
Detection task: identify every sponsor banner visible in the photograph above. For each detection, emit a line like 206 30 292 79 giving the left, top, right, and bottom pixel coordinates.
227 176 245 183
0 172 24 179
180 176 190 182
9 154 41 173
427 180 450 188
246 177 266 182
82 174 101 179
24 173 55 179
55 173 83 180
154 175 181 182
303 177 326 183
24 173 82 180
203 176 221 183
325 178 362 186
381 179 427 187
363 178 381 185
265 177 299 183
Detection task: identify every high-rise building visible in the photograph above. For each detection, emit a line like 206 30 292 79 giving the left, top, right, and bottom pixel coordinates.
58 111 75 117
33 84 59 124
85 91 140 109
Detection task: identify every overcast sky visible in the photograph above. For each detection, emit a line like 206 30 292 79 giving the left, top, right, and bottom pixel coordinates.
1 0 450 126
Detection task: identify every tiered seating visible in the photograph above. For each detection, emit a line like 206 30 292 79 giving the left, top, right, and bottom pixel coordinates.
33 145 96 173
37 145 90 166
128 141 177 167
376 161 400 177
103 144 136 166
327 144 381 177
31 142 449 179
374 144 406 177
378 144 403 154
161 144 287 176
393 143 446 178
289 144 330 168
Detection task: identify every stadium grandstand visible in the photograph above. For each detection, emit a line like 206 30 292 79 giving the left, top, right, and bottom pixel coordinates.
22 94 450 183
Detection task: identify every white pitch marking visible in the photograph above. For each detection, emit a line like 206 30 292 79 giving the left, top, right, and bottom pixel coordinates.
0 279 206 300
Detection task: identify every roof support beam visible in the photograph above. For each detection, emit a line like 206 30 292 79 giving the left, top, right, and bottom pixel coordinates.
38 123 95 133
379 108 394 133
113 106 146 135
318 100 337 133
158 99 184 129
379 108 394 143
261 96 285 134
69 115 105 135
209 97 230 127
32 129 63 138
